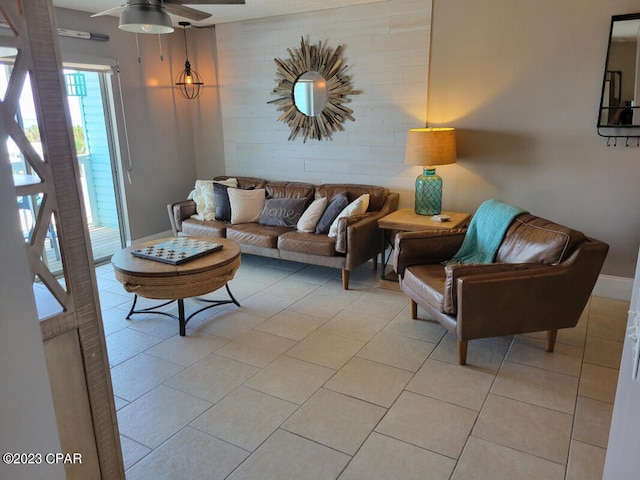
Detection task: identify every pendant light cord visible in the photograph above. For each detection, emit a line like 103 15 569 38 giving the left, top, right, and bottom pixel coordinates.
182 25 189 62
135 33 141 63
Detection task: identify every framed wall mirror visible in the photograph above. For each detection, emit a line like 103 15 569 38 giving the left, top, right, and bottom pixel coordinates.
269 37 361 142
598 13 640 138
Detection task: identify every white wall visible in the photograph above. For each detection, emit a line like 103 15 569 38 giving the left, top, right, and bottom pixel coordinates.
50 1 640 277
212 0 640 279
215 0 430 188
54 8 205 241
190 26 226 180
428 0 640 278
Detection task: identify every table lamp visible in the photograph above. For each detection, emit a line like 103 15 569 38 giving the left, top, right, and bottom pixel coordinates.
404 127 457 215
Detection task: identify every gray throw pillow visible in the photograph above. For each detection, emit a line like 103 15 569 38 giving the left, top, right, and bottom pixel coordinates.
259 198 308 227
315 192 349 234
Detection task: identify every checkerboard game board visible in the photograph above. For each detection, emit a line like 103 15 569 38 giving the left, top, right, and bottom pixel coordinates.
131 237 223 265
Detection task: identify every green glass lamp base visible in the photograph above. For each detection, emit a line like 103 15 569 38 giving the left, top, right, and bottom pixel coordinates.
414 167 442 216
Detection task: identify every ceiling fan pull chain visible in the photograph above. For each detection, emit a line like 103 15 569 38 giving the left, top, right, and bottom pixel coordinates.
135 33 141 63
115 61 134 185
158 34 164 62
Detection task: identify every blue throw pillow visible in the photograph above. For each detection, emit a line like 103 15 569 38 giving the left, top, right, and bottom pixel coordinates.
315 192 348 234
213 183 233 221
259 198 308 227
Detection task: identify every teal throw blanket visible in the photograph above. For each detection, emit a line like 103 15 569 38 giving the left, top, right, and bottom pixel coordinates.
449 199 527 264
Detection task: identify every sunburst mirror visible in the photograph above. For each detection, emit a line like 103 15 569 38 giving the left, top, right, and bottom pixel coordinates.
268 37 361 142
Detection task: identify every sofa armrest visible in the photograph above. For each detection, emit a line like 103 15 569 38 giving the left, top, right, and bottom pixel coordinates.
338 193 400 269
393 229 467 276
455 264 575 340
334 192 399 254
335 212 368 253
167 200 196 236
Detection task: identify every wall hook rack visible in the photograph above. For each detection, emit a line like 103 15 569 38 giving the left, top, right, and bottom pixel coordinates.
600 131 640 146
597 13 640 147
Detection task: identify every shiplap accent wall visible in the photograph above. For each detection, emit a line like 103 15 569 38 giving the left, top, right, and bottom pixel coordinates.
215 0 430 203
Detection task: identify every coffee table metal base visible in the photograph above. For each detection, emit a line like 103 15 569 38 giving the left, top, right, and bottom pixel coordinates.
125 284 240 336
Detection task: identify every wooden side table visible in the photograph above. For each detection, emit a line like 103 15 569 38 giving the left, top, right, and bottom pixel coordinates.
378 208 471 281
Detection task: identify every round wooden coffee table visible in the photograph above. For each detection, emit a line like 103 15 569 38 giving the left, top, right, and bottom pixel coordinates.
111 237 241 336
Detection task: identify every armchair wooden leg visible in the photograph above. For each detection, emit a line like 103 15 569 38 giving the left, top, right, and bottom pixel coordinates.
342 269 349 290
409 299 417 319
546 329 558 353
457 340 468 365
372 255 378 270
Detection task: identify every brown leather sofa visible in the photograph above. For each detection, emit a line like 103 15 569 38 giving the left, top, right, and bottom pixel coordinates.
168 176 399 289
393 212 609 365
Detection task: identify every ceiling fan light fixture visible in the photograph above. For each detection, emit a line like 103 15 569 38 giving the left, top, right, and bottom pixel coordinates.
119 4 174 34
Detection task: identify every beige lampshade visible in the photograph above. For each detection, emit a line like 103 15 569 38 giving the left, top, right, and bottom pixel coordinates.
405 127 457 167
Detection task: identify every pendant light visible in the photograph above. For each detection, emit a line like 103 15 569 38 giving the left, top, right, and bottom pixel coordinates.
175 22 203 99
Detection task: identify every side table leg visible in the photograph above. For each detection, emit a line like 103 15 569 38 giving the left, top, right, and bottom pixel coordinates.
226 283 241 307
183 283 241 333
380 230 386 280
178 299 186 337
126 294 139 319
125 285 240 337
380 229 394 280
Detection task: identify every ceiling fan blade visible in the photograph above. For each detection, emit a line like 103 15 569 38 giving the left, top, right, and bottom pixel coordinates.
164 4 212 21
91 4 126 18
165 1 246 4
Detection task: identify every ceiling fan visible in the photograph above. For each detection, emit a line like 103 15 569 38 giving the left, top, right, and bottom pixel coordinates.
92 0 246 34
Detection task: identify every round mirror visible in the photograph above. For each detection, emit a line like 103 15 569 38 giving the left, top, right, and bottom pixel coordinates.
293 71 328 117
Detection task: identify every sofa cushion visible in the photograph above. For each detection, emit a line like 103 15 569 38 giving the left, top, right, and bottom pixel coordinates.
227 223 290 249
402 264 446 313
181 218 228 237
228 188 266 224
496 214 585 265
297 197 328 233
316 184 388 212
259 197 308 227
265 181 315 203
278 231 337 256
315 192 349 234
215 176 267 190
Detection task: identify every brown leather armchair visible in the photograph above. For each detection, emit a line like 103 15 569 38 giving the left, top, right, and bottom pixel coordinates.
393 213 609 365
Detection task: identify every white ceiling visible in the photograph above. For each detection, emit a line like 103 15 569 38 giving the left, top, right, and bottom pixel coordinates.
53 0 390 26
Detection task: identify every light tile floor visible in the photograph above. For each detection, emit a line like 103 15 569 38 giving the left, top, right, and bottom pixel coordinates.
94 254 628 480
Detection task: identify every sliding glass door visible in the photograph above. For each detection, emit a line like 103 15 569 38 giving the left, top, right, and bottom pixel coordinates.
64 67 125 265
4 60 126 277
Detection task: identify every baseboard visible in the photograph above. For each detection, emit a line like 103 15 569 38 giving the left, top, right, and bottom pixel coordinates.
593 274 633 302
127 230 173 247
